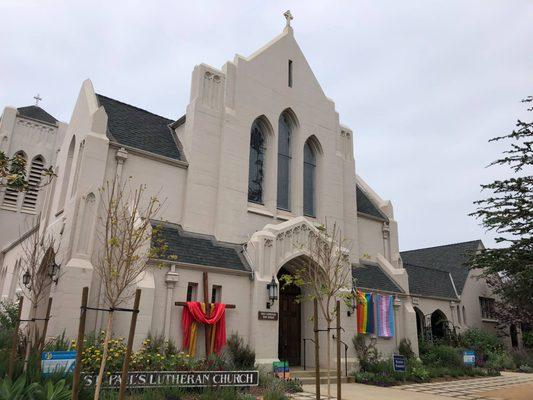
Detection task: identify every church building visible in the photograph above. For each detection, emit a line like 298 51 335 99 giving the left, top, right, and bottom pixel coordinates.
0 14 511 369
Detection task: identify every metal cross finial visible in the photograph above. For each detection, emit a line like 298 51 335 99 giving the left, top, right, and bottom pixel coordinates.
284 10 293 28
33 94 42 106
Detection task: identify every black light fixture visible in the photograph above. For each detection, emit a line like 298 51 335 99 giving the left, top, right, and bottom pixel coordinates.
347 287 357 317
22 270 31 289
266 276 278 309
48 260 60 284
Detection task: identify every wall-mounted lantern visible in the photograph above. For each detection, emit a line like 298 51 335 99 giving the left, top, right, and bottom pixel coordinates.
266 276 278 309
22 270 31 289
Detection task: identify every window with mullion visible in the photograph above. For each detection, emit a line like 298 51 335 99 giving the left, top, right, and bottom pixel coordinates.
303 141 316 217
277 114 292 210
248 123 266 203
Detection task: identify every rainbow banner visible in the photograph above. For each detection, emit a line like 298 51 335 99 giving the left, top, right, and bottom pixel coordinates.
376 294 395 338
356 290 375 334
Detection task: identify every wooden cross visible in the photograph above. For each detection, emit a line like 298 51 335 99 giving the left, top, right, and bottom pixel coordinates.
175 271 235 356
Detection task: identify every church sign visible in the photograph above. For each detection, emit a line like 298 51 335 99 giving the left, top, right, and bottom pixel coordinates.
258 311 278 320
82 371 259 388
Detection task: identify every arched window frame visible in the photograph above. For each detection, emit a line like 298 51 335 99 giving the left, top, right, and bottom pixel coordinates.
21 155 45 211
2 151 27 209
57 136 76 213
303 137 321 217
248 121 267 204
277 110 298 211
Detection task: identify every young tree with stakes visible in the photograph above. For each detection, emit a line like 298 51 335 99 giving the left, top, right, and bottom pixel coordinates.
92 178 164 400
281 223 353 399
18 224 60 372
469 96 533 327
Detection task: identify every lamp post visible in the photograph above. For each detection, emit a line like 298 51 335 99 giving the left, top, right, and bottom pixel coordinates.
266 276 278 309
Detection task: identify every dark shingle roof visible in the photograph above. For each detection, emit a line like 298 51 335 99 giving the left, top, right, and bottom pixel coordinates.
153 223 249 272
404 263 458 299
17 106 57 125
401 240 482 295
356 186 387 220
352 263 403 293
96 94 182 161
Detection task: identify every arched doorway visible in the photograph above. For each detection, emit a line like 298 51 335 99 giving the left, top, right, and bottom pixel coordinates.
277 266 301 366
431 309 447 339
414 307 425 340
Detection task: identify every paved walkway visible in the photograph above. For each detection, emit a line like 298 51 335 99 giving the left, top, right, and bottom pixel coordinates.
399 372 533 400
297 372 533 400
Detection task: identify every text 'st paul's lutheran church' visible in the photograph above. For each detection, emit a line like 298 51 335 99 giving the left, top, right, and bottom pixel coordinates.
0 13 510 368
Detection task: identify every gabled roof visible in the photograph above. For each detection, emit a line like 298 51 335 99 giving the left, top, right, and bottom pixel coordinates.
96 94 182 161
17 106 58 125
404 263 458 300
356 185 387 220
401 240 482 295
352 263 403 293
152 223 250 272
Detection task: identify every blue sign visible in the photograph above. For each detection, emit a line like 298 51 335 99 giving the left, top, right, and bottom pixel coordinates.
41 351 76 375
392 355 406 372
463 350 476 366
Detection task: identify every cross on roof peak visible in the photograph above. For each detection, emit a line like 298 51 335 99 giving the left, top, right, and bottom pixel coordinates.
33 94 42 106
283 10 293 28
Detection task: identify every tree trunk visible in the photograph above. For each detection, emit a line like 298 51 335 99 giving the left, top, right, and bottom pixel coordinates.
23 304 37 373
326 320 331 399
94 311 114 400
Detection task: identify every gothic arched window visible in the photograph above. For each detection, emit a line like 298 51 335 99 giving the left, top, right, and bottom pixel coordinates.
277 113 292 210
248 121 266 203
57 136 75 212
303 140 316 217
22 155 45 211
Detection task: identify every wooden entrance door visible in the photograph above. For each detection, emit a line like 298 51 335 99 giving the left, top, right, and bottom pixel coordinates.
278 281 301 366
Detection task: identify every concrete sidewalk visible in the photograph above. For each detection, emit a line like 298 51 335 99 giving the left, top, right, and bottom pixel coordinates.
299 383 451 400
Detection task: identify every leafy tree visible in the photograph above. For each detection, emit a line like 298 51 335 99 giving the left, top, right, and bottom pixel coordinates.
469 96 533 326
0 151 54 191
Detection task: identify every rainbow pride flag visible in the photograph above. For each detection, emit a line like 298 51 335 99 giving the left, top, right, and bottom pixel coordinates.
356 290 375 334
376 294 395 338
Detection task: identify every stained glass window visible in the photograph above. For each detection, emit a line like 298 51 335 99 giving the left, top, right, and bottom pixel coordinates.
277 114 292 210
303 140 316 216
248 122 266 203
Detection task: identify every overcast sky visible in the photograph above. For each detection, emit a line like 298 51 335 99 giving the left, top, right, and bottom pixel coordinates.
1 0 532 250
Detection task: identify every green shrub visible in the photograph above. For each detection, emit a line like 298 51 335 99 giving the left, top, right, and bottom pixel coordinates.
460 328 504 356
420 345 462 368
280 378 303 393
199 387 239 400
519 364 533 373
262 386 288 400
406 359 430 382
523 331 533 349
0 299 19 331
399 338 415 360
223 334 255 369
353 371 397 386
352 334 379 371
485 351 516 370
510 348 533 369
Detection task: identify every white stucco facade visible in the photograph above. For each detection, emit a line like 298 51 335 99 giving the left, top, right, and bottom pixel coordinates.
0 21 512 371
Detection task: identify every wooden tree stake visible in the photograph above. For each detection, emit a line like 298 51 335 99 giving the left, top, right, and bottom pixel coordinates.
313 298 320 400
72 287 89 400
336 300 341 400
119 289 142 400
8 296 24 380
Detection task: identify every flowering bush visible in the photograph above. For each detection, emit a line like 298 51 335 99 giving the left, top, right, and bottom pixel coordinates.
80 332 195 373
